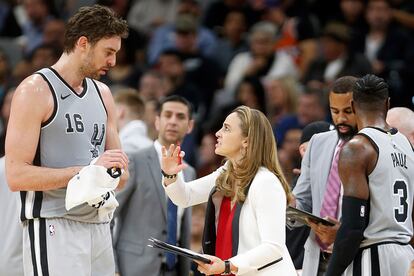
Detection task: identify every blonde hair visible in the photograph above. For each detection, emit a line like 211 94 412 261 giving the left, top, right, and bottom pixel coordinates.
215 106 291 203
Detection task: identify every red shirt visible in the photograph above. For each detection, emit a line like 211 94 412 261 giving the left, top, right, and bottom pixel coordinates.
215 196 236 276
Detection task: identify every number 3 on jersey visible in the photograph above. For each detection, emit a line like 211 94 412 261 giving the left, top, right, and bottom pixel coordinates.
393 180 409 223
65 113 84 133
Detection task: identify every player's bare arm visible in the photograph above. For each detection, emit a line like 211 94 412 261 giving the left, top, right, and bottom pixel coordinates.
339 135 377 200
325 135 377 276
94 81 129 189
5 75 82 191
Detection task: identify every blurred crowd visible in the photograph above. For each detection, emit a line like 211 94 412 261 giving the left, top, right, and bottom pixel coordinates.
0 0 414 272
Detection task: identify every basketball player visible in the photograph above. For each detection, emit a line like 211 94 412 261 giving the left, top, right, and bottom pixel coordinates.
326 74 414 275
5 5 129 276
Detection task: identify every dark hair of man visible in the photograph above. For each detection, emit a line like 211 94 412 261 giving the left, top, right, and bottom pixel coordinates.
353 74 388 111
157 95 193 119
114 90 146 119
63 5 129 53
331 76 358 94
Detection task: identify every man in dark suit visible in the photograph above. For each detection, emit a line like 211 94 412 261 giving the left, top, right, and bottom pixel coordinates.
113 95 196 276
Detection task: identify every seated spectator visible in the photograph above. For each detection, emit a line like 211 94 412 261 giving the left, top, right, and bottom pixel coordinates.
20 0 57 56
303 21 372 89
0 49 11 103
278 126 302 184
138 70 168 101
127 0 180 35
196 132 223 178
42 19 65 52
353 0 414 108
203 76 266 133
224 21 298 96
264 76 301 126
273 87 327 145
265 0 320 79
210 10 249 72
0 1 21 37
147 1 217 65
157 49 202 116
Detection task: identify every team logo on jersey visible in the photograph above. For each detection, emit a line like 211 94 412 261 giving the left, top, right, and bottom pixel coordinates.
49 224 56 236
90 123 105 158
90 192 110 208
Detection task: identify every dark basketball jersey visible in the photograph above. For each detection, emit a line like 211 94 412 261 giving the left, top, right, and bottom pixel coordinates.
359 127 414 247
20 68 108 223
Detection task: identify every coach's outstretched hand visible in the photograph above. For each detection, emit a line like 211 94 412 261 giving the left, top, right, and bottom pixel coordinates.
161 144 187 185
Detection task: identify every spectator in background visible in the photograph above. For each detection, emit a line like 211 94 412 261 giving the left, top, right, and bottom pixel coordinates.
12 43 60 84
20 0 56 56
196 132 223 178
30 43 61 72
265 0 320 79
144 99 159 141
138 70 168 102
127 0 180 35
203 0 265 31
210 10 249 73
336 0 368 52
354 0 414 108
114 89 153 154
147 0 217 65
386 107 414 144
390 0 414 35
203 77 266 135
0 49 11 103
42 19 66 52
303 21 372 89
224 21 298 96
157 49 202 116
171 14 222 116
202 0 247 32
274 87 327 146
264 76 300 126
0 1 21 37
278 126 302 184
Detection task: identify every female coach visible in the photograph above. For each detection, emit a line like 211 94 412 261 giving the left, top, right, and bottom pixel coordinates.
161 105 296 275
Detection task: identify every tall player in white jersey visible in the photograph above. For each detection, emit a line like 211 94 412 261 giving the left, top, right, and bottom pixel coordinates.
326 74 414 276
5 5 129 276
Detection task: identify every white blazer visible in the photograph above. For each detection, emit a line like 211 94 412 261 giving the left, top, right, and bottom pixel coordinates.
164 165 297 276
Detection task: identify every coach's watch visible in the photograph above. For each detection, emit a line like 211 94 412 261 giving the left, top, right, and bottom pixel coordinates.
221 260 232 275
161 170 177 179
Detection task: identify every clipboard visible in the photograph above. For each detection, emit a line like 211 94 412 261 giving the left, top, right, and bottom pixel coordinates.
286 206 335 226
148 238 212 264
